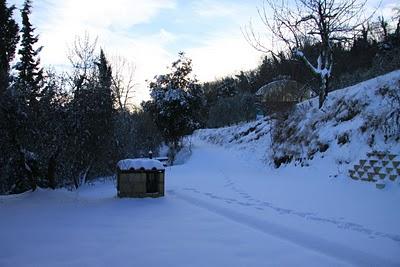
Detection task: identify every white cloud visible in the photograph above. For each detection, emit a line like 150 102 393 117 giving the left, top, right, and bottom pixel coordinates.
14 0 396 105
41 0 176 30
186 31 263 82
11 0 263 103
193 0 238 17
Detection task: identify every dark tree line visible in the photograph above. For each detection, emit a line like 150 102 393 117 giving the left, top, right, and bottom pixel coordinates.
0 0 162 194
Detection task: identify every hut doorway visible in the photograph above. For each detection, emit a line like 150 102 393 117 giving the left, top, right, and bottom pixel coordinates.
146 172 159 193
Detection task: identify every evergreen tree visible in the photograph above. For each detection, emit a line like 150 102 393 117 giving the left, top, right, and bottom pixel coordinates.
16 0 43 106
8 0 45 192
65 35 99 187
66 48 116 187
143 52 205 163
0 0 20 193
93 49 115 171
0 0 19 94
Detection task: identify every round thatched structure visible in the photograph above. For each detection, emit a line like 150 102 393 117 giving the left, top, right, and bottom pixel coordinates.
255 79 311 116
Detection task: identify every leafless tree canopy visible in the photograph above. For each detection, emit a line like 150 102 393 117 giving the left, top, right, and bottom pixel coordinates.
244 0 375 108
246 0 371 52
110 55 137 111
67 32 98 92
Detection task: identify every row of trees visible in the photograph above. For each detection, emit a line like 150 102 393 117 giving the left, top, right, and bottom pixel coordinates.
1 0 399 193
0 0 162 193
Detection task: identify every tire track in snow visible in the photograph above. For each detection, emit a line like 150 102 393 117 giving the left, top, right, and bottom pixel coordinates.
217 172 400 245
169 189 400 267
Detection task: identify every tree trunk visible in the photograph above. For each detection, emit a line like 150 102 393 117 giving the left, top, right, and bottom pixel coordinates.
168 140 181 165
46 147 60 190
168 141 176 165
318 75 329 108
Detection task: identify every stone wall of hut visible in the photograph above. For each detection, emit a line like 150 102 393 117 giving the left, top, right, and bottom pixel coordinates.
117 171 165 198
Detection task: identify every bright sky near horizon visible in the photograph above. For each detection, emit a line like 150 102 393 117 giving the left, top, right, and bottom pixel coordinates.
9 0 398 104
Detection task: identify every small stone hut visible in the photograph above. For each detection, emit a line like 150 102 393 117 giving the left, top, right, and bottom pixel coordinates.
117 158 165 198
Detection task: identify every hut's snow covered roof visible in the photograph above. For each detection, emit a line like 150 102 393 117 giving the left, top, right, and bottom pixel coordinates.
117 158 165 171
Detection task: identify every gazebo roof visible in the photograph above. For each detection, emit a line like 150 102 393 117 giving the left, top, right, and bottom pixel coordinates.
255 79 304 102
256 80 300 96
117 158 165 171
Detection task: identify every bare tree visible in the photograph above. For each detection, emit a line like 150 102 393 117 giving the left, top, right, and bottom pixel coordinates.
67 32 98 92
245 0 373 108
110 55 136 110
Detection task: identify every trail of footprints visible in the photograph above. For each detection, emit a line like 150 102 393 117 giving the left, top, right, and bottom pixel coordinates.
180 173 400 244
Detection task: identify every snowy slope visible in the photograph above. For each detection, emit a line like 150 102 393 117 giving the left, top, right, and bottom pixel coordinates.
196 70 400 189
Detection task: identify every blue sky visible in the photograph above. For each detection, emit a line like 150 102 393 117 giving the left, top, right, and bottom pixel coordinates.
9 0 399 103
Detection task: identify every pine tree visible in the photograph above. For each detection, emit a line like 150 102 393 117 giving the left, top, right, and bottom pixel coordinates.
66 48 116 187
0 0 19 94
0 0 20 193
94 49 115 170
10 0 44 192
16 0 43 106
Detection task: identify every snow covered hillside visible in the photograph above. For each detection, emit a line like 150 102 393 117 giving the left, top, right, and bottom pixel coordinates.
1 71 399 266
196 70 400 189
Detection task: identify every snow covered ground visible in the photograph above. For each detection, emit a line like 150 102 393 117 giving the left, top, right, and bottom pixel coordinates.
1 71 400 266
1 137 399 266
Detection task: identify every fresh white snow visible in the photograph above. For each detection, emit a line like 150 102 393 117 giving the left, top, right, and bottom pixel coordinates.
117 158 165 171
1 136 399 266
1 71 400 266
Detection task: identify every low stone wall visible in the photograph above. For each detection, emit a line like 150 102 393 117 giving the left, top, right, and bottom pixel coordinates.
348 151 399 189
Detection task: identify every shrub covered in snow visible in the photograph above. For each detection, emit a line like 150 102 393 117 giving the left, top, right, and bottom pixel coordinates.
143 52 206 164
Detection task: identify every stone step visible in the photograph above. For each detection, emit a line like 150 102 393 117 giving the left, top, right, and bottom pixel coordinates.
386 167 394 174
372 167 382 173
369 160 378 166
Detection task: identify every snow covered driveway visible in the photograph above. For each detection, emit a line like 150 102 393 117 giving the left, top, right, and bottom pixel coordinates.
1 140 399 266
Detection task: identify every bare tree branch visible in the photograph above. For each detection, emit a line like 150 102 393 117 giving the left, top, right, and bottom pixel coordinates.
244 0 375 108
110 55 137 111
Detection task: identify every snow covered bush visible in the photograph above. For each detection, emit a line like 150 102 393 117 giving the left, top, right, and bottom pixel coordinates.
143 52 206 164
375 82 400 141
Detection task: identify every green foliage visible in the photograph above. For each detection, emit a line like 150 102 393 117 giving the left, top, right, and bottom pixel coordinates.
16 0 43 100
143 52 206 162
0 0 20 192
